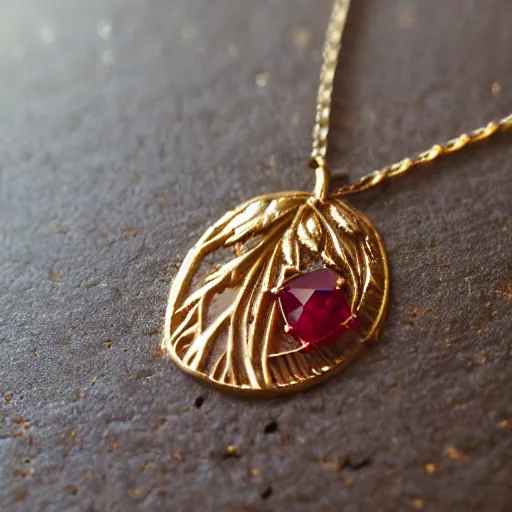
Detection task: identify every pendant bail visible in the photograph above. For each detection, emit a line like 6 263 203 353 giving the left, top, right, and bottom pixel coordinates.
309 156 330 200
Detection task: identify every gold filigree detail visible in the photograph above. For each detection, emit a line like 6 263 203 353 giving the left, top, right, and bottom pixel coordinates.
163 191 389 395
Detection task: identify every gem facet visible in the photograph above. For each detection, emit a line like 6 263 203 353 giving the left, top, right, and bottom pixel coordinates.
278 268 358 349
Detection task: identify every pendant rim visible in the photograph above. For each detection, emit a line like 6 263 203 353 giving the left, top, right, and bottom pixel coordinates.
162 191 390 397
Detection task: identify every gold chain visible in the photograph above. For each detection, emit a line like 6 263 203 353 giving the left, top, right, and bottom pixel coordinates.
312 0 512 195
333 114 512 196
310 0 351 170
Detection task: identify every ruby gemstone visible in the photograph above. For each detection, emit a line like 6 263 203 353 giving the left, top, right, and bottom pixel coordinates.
278 268 358 350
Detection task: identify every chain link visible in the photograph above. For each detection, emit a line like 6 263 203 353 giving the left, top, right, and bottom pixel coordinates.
310 0 351 170
333 114 512 196
313 0 512 195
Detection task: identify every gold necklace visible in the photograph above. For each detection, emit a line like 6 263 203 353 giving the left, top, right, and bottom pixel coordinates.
163 0 511 396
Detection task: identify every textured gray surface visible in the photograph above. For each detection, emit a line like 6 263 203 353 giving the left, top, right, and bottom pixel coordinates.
1 0 512 510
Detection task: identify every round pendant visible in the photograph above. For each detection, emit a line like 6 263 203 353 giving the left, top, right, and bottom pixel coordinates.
163 191 389 396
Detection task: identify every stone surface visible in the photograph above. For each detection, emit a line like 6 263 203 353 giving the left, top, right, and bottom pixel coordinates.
1 0 512 511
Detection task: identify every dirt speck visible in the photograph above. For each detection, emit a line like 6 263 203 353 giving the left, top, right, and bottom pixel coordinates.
12 417 30 428
223 445 239 459
410 498 425 509
495 280 512 302
444 445 468 461
497 418 511 429
49 268 64 282
135 370 154 380
13 489 27 502
491 82 502 96
424 463 437 475
292 26 311 51
129 488 144 498
260 485 272 500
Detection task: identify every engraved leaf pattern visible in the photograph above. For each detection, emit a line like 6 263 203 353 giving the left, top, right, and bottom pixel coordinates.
163 192 388 394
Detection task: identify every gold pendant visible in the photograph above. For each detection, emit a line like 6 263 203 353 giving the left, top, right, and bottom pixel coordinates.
163 167 389 396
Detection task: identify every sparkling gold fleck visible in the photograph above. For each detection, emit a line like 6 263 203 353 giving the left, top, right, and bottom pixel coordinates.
226 444 238 456
445 445 468 461
480 351 488 363
12 417 30 428
173 449 184 461
424 463 437 475
495 282 512 302
49 269 63 282
255 73 268 88
475 329 483 335
249 467 260 477
323 458 343 472
491 82 502 96
33 347 38 357
4 393 13 404
91 377 97 385
293 27 312 51
410 498 425 509
129 488 144 498
497 418 511 429
484 302 492 309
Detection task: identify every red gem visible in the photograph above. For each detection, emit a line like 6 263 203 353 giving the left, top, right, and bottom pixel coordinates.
278 268 358 350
